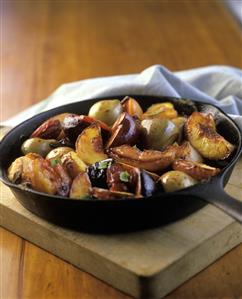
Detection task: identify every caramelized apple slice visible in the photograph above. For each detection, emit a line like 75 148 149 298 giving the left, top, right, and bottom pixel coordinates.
172 159 220 181
61 151 87 179
31 157 62 195
69 172 91 199
52 163 72 197
91 187 134 200
108 144 177 172
142 102 178 120
7 153 41 184
176 141 203 162
8 157 25 183
121 96 143 118
63 114 111 143
185 112 235 160
46 147 73 164
76 123 108 165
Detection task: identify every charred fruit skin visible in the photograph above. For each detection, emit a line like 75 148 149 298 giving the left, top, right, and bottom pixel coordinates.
31 119 62 140
185 112 235 160
108 144 177 172
69 172 92 199
172 159 220 181
76 123 108 165
107 112 141 148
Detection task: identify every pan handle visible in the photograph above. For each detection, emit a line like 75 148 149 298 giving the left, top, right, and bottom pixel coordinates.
181 179 242 223
204 184 242 223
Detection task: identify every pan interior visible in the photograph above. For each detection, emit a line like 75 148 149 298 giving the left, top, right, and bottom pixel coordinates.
0 95 241 198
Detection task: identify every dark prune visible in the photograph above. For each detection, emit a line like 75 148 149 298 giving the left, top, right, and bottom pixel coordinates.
87 159 113 188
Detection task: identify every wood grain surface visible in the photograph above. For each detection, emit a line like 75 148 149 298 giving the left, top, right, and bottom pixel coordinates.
1 0 242 299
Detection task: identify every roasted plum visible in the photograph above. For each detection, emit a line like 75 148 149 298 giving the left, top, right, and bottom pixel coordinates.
106 112 141 148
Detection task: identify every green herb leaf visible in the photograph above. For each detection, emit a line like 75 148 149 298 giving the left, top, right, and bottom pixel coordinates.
119 171 130 183
50 159 59 167
97 160 110 170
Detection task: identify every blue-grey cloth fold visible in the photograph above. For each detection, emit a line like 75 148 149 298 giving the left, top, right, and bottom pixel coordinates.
2 65 242 129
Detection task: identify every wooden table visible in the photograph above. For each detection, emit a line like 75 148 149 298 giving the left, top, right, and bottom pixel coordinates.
1 1 242 298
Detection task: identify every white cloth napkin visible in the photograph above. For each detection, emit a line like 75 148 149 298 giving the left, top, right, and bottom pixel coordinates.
2 65 242 129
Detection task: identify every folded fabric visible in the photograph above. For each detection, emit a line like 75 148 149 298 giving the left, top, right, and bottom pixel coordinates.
2 65 242 129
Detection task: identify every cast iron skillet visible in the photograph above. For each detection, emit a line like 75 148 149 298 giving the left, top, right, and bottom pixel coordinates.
0 95 242 232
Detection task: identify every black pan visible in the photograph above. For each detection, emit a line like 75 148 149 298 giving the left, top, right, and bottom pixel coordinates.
0 96 241 233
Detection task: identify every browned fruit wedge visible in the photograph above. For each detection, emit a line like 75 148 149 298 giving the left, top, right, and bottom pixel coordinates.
76 123 108 165
31 157 62 195
31 119 62 140
176 141 203 162
108 144 177 172
8 156 29 183
63 114 111 143
185 112 235 160
52 163 72 197
172 159 220 181
7 153 42 184
46 147 73 164
31 113 73 140
107 162 142 197
61 151 87 179
91 187 134 200
142 102 178 120
69 172 91 199
121 96 143 118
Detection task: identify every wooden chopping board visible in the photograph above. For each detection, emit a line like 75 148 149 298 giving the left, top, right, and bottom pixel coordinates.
0 158 242 299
